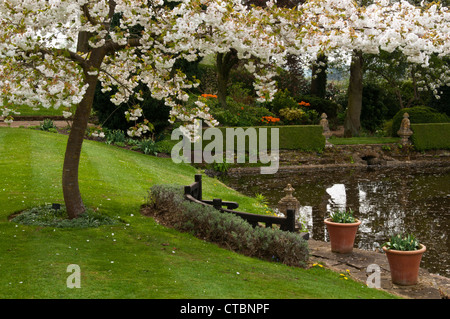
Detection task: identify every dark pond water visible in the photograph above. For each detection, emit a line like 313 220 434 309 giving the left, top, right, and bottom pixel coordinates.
221 164 450 277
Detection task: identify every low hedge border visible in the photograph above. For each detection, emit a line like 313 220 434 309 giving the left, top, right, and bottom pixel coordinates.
411 123 450 151
192 125 325 152
142 184 309 268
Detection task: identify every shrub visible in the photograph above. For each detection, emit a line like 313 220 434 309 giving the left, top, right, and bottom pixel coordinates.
296 95 340 120
144 184 309 267
391 106 450 136
105 129 126 145
154 139 176 154
210 97 275 127
139 138 158 155
279 108 305 124
39 118 56 131
279 108 320 125
361 82 399 133
265 89 299 115
411 123 450 151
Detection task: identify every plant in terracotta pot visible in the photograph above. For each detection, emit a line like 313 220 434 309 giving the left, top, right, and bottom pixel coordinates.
382 233 426 286
324 209 361 254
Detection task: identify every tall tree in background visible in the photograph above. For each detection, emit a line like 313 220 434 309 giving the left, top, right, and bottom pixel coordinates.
344 50 364 137
310 53 328 98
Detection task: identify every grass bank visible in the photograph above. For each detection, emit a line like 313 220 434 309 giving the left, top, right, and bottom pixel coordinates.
0 127 396 299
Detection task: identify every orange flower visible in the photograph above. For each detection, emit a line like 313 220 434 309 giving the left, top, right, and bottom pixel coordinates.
298 101 310 107
201 93 217 98
261 116 280 124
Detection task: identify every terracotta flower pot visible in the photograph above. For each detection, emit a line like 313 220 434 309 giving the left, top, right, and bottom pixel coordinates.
324 218 361 254
382 244 426 286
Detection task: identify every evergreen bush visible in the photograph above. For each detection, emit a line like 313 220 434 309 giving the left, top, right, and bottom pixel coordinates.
145 185 309 267
297 95 340 119
391 106 450 136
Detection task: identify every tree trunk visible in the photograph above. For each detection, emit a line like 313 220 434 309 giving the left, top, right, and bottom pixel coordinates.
63 48 105 219
77 31 92 53
310 53 327 99
216 49 238 109
344 50 364 137
62 78 96 219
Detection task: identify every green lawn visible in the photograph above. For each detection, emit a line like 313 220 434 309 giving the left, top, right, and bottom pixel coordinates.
11 105 66 117
329 136 400 145
0 127 397 299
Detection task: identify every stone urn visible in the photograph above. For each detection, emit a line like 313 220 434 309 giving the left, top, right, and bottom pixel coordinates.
324 218 361 254
382 244 426 286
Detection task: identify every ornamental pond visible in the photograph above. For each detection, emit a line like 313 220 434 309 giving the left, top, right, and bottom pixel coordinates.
221 164 450 277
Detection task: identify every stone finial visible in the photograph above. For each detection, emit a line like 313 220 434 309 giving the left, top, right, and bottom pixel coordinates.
320 113 332 147
397 112 413 145
278 184 300 217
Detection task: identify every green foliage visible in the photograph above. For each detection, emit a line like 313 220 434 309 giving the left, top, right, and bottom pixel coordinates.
139 138 158 155
93 84 171 134
383 233 421 251
210 96 275 127
391 106 450 136
154 139 176 154
255 193 269 206
12 204 120 228
137 138 176 155
39 118 57 132
329 209 356 223
297 95 340 120
361 82 400 133
279 108 319 125
411 123 450 150
265 89 299 115
206 161 231 173
147 184 309 267
428 85 450 116
279 108 305 124
105 129 126 145
227 81 255 105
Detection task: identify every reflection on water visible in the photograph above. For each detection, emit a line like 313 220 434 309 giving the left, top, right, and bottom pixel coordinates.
222 165 450 277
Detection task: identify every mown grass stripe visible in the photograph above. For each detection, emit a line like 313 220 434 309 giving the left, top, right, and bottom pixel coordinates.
0 128 398 299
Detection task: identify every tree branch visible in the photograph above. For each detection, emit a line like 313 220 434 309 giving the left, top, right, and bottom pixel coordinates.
104 37 141 54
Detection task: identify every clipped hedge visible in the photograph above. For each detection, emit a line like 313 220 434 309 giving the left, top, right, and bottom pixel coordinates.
143 184 309 268
277 125 325 151
391 106 450 137
192 125 325 152
411 123 450 151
